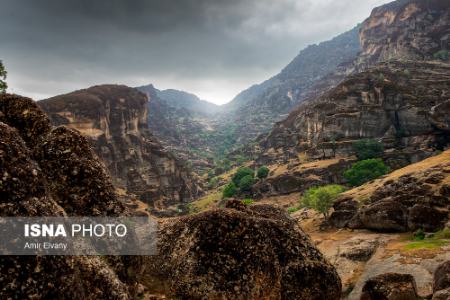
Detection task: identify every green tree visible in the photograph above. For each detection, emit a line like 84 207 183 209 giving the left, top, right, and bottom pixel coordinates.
433 50 449 61
301 185 346 219
257 166 270 179
232 167 254 185
222 182 237 198
352 139 384 160
344 158 390 186
0 60 7 93
238 175 255 192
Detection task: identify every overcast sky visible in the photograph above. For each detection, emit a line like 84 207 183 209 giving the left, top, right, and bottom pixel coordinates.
0 0 391 105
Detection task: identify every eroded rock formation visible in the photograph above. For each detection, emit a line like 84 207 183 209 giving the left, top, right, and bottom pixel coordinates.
258 60 450 164
39 85 201 214
254 0 450 165
330 149 450 232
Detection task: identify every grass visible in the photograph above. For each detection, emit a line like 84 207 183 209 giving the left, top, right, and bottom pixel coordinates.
404 228 450 251
241 199 254 205
287 206 299 214
189 191 222 213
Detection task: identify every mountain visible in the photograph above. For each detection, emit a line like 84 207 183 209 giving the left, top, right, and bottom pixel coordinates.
218 25 362 146
138 85 220 116
39 85 202 215
137 84 219 174
252 0 450 166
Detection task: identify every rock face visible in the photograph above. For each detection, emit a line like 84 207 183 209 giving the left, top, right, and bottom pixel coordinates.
0 94 133 299
434 261 450 293
253 0 450 165
39 85 201 214
358 0 450 67
360 273 419 300
137 84 217 174
330 149 450 232
257 60 450 164
144 200 342 299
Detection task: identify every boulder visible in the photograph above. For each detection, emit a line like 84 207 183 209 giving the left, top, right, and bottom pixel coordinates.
361 273 418 300
434 261 450 293
145 200 342 299
432 287 450 300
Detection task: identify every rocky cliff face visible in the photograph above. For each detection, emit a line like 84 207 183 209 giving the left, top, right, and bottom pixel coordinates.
257 60 450 164
357 0 450 68
39 85 201 214
137 84 218 174
255 0 450 165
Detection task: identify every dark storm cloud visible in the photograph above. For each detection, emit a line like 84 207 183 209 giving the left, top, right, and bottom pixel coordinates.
0 0 391 103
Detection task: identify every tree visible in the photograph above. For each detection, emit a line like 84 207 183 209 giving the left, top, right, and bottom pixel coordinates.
232 167 254 185
301 185 346 219
0 60 7 93
238 175 255 192
344 158 390 186
222 182 237 198
257 166 270 179
352 139 384 160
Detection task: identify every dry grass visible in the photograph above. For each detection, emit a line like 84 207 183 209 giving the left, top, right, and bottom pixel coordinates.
189 190 222 212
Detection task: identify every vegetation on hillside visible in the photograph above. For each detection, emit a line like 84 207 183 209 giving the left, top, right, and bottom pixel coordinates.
301 185 346 219
0 60 7 93
344 158 390 186
352 139 384 160
257 166 270 179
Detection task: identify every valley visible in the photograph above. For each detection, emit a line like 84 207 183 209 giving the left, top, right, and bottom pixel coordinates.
0 0 449 299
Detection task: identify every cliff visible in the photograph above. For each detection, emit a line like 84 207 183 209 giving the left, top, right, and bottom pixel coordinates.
357 0 450 67
137 84 217 174
257 60 450 164
39 85 202 215
255 0 450 165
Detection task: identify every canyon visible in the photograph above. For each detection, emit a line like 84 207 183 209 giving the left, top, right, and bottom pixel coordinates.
0 0 449 299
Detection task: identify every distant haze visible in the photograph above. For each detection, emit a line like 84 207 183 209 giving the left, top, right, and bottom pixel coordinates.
0 0 392 105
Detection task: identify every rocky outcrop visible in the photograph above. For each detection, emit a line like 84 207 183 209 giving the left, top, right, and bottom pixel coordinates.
330 149 450 232
144 200 342 299
257 60 450 164
137 84 217 174
39 85 201 214
254 0 450 165
360 273 419 300
358 0 450 68
252 157 355 198
0 94 134 299
434 261 450 294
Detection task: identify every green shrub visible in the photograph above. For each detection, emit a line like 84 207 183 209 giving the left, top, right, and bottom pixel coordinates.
238 175 256 191
222 182 237 198
434 49 449 61
344 158 390 186
287 207 299 214
413 228 425 241
301 185 346 219
257 166 270 179
208 177 220 188
352 139 384 160
242 199 254 205
232 167 254 185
